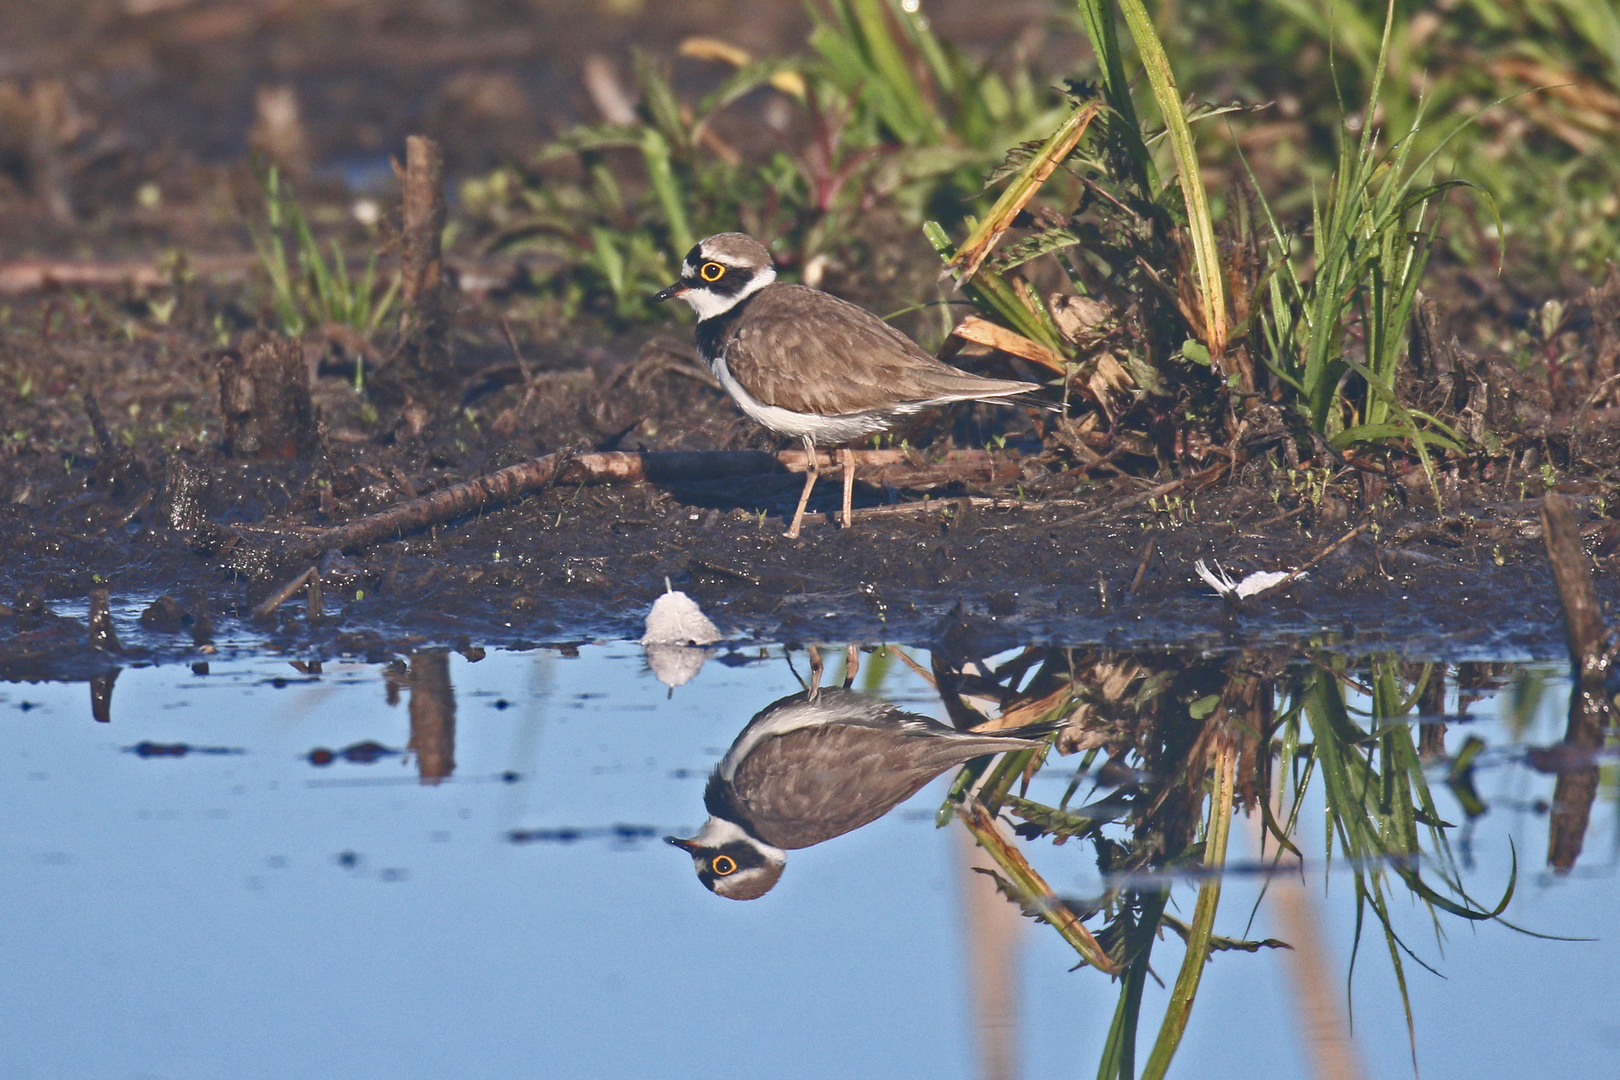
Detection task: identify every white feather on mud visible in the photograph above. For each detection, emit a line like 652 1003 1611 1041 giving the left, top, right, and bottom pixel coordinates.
641 584 721 689
1195 560 1303 601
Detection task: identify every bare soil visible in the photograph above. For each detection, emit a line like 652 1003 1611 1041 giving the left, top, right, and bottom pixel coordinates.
3 0 1619 681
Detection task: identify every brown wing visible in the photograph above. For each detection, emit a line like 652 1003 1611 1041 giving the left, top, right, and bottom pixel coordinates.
730 723 1035 850
723 284 1038 416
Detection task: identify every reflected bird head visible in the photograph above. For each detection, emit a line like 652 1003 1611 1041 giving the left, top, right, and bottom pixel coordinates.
665 817 786 901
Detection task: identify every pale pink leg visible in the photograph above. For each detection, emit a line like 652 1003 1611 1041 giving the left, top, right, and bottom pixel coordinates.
840 447 856 529
806 642 824 700
785 438 818 539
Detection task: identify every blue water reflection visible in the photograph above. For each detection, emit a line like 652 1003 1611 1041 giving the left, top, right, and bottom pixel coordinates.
1 644 1614 1079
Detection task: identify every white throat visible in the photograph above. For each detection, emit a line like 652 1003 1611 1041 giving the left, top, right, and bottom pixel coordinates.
679 265 776 322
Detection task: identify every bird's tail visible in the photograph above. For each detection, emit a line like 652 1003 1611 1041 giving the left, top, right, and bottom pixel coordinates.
962 716 1065 745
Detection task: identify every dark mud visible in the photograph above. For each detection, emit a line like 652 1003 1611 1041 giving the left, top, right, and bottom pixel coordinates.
3 0 1619 683
5 422 1619 684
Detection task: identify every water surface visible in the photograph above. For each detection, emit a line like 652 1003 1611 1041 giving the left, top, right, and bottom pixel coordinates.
2 640 1615 1079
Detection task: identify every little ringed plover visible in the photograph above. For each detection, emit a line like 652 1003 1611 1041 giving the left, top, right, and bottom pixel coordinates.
654 232 1041 538
665 683 1057 899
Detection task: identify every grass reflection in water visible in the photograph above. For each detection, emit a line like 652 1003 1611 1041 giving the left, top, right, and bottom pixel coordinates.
890 643 1614 1080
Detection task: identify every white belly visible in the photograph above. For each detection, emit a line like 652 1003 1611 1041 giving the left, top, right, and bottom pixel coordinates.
712 354 912 445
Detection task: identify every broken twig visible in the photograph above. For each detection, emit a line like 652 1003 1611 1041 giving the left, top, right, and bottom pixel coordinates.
263 449 1024 556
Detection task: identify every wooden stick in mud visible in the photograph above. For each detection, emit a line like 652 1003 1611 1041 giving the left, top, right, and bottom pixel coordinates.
396 135 448 373
0 254 519 296
283 448 1019 555
303 454 564 555
1539 493 1615 872
1539 492 1609 679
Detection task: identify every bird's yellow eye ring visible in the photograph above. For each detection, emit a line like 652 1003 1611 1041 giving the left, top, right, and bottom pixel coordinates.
711 855 737 876
700 261 726 282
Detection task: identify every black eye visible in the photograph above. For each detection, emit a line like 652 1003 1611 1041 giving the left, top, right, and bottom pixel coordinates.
711 855 737 876
700 261 726 282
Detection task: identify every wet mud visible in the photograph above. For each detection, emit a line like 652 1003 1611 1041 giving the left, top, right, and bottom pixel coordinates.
4 425 1619 683
2 0 1618 682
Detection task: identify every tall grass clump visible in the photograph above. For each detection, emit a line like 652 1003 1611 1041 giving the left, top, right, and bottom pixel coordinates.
1248 6 1485 489
926 0 1483 476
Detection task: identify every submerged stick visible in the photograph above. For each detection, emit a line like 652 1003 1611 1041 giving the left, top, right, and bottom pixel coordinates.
1267 806 1368 1080
252 567 317 618
1548 679 1611 873
88 589 124 653
407 650 456 785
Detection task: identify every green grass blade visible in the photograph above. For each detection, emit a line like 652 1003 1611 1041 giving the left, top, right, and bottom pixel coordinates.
639 129 694 256
1072 0 1155 192
957 798 1119 973
1114 0 1228 357
1139 741 1238 1080
1096 889 1165 1080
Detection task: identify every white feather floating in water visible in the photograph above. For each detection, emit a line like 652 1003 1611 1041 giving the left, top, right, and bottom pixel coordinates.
643 644 713 689
641 581 721 690
1195 560 1303 601
640 581 721 646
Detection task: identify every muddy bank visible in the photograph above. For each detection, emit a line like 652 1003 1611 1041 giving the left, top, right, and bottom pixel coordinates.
4 446 1618 681
3 1 1619 683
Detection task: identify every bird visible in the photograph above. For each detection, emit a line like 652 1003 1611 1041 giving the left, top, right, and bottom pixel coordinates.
665 683 1057 900
654 232 1042 538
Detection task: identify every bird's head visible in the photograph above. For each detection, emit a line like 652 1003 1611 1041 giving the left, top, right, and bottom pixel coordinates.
665 816 786 900
653 233 777 321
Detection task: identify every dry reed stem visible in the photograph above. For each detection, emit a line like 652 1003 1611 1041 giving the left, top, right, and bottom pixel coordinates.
958 798 1119 974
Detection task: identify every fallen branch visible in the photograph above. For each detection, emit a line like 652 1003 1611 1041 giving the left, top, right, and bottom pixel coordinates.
1252 523 1370 601
268 448 1023 556
842 494 1089 524
1052 463 1229 527
0 253 525 296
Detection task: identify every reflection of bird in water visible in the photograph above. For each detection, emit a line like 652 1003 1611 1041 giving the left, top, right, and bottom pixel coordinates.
666 685 1055 900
